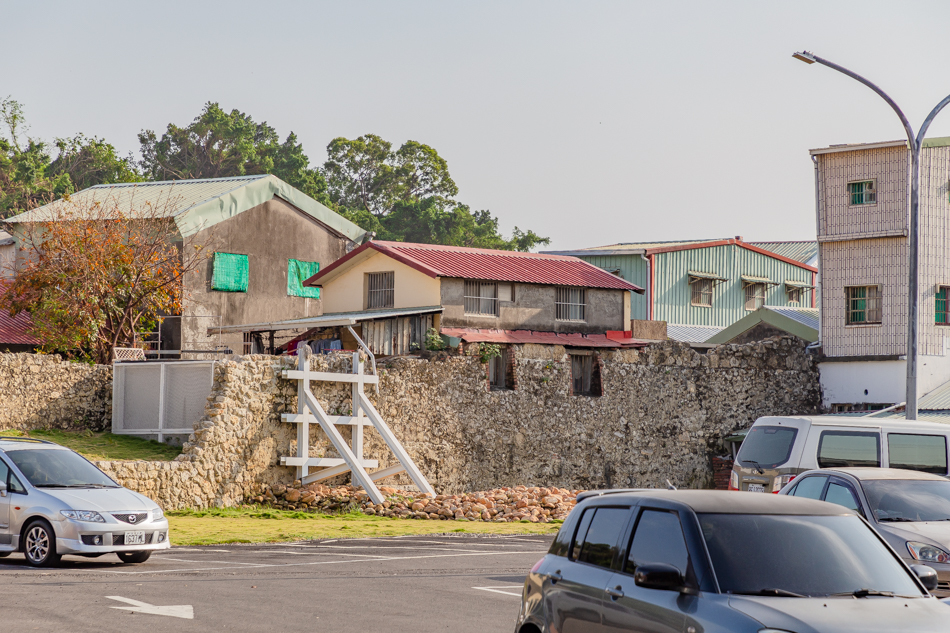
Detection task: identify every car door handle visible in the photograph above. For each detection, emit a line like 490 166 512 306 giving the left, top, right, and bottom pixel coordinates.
549 570 563 583
606 586 625 600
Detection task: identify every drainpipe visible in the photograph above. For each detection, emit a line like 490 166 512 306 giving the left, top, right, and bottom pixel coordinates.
806 154 822 353
640 253 651 321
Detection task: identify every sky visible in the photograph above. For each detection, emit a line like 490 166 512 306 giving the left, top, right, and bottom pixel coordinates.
6 1 950 250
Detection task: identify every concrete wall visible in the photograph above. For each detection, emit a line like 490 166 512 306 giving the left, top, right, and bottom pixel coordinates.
181 197 355 352
819 353 950 408
320 250 442 314
440 280 627 332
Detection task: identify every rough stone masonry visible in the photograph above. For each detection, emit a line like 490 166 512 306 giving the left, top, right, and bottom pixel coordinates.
0 337 822 510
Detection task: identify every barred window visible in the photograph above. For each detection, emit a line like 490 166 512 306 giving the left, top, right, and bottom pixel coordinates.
938 286 950 325
848 180 876 205
691 279 713 307
366 272 394 309
787 287 802 303
744 283 766 311
846 285 882 325
488 345 512 390
570 353 602 397
556 287 587 322
464 281 498 316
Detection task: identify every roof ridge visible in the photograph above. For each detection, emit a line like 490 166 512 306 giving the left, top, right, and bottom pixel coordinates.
376 241 578 260
89 174 267 189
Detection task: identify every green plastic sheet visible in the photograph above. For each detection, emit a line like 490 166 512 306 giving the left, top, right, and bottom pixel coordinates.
212 252 249 292
287 259 320 298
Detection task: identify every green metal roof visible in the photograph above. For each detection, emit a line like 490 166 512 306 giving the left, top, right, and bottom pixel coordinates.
920 380 950 410
666 323 724 343
5 175 367 241
706 306 819 345
749 241 818 265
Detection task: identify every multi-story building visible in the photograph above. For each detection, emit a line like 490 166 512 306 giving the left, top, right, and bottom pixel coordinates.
812 138 950 409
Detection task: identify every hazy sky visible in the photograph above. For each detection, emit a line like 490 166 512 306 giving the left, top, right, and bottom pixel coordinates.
6 1 950 250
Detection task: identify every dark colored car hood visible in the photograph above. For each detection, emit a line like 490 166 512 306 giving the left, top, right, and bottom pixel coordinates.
728 595 947 633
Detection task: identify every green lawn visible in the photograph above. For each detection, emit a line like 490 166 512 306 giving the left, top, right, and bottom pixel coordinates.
167 507 561 545
0 429 182 461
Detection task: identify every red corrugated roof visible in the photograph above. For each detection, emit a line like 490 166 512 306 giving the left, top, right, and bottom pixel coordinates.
441 327 648 349
308 241 644 292
0 284 39 346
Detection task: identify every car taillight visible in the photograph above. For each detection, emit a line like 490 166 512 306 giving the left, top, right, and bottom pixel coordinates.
729 470 739 491
772 474 795 493
530 557 545 573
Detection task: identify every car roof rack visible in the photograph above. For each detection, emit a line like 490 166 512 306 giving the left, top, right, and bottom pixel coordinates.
0 436 56 445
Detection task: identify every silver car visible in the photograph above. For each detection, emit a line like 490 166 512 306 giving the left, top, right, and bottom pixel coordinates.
780 467 950 596
0 437 170 567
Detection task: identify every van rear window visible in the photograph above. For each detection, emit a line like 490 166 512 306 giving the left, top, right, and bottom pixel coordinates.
887 434 948 475
736 426 798 469
818 431 880 468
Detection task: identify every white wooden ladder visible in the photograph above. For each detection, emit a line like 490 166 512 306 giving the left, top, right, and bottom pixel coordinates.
279 343 434 505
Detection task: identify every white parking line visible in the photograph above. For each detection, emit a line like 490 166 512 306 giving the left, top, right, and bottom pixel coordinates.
473 585 523 597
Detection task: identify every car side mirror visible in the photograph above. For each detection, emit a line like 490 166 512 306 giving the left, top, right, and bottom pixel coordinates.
0 481 7 497
911 564 939 592
634 563 686 592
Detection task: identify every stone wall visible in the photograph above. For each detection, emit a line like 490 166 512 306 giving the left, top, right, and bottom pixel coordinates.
0 353 112 430
103 337 820 510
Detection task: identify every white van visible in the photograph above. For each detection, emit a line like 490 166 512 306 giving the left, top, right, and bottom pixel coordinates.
730 415 950 493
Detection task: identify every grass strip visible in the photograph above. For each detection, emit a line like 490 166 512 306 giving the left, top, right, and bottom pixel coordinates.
0 429 181 462
167 507 560 546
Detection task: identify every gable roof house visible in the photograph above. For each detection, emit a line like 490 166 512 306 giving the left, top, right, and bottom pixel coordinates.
5 175 369 357
546 237 818 344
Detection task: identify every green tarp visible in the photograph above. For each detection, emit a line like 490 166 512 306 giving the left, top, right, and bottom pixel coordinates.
288 259 320 298
212 252 249 292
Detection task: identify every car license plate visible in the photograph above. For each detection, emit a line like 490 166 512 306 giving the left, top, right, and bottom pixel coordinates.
124 531 146 545
747 484 766 493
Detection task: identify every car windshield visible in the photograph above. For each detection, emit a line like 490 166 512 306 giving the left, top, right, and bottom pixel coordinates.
864 479 950 522
736 425 798 469
699 513 924 597
5 449 118 488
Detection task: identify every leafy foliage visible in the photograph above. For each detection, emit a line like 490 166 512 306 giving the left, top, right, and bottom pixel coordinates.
139 102 329 204
477 342 502 363
425 327 446 351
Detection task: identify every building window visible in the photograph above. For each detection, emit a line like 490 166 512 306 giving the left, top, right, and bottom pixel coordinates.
691 279 713 307
570 353 602 397
556 287 587 322
287 259 320 298
744 283 766 311
938 286 950 325
464 281 498 316
787 287 802 303
488 346 513 390
846 285 882 325
211 252 249 292
848 180 876 205
366 271 395 309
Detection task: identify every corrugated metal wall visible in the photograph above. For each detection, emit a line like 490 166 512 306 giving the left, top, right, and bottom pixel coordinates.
362 314 434 356
653 245 815 328
573 254 650 319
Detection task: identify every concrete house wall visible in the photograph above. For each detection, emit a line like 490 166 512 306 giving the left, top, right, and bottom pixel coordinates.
319 250 441 314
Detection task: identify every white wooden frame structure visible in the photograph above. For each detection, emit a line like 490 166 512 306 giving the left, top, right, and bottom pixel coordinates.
279 337 434 504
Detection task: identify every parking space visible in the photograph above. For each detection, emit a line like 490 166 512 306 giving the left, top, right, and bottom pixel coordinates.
0 534 550 632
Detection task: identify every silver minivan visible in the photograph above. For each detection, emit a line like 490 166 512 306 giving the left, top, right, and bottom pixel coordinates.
0 437 170 567
731 415 950 494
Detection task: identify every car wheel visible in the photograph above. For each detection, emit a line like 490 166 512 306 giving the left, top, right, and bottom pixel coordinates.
22 520 61 567
117 551 151 564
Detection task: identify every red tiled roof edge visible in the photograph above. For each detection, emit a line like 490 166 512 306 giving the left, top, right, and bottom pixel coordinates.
441 327 648 349
0 284 40 346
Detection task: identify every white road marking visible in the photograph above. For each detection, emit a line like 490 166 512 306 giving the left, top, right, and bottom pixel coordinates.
95 549 548 575
473 585 523 597
159 558 262 566
106 596 194 619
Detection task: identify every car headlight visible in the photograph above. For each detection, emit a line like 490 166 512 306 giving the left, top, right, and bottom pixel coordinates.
60 510 105 523
151 508 164 521
908 541 950 564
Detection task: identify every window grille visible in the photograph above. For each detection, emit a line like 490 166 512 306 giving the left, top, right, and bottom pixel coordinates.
744 283 766 311
570 353 601 397
488 346 511 390
848 180 876 205
937 287 950 325
556 287 587 322
464 281 498 316
787 287 802 303
211 252 249 292
846 285 882 324
691 279 713 307
366 272 394 309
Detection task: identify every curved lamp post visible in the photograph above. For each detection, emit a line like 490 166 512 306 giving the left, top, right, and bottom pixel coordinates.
794 50 950 420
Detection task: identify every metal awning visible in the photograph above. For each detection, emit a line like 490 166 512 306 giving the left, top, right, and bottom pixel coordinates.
687 270 728 284
207 306 443 335
740 274 778 286
784 279 816 289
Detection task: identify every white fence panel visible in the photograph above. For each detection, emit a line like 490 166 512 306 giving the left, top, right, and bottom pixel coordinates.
113 361 214 441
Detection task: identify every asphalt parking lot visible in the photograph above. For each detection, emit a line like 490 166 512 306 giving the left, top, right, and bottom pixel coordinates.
0 533 551 632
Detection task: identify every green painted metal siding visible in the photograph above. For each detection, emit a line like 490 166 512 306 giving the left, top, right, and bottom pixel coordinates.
572 254 650 319
653 245 814 327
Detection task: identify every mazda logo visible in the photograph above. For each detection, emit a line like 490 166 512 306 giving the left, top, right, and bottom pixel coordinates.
128 515 137 524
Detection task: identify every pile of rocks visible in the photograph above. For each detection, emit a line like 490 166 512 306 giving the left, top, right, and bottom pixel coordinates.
250 483 583 523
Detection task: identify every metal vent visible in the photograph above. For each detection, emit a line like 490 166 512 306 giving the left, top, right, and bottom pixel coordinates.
112 512 148 524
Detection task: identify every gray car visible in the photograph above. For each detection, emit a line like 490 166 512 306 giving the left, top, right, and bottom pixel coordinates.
0 437 170 567
779 467 950 597
515 489 947 633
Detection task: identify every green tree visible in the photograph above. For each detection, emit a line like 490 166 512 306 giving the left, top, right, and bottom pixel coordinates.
49 134 142 191
325 134 548 251
139 102 329 204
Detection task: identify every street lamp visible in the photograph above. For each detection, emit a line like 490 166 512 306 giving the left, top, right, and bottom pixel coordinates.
794 50 950 420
